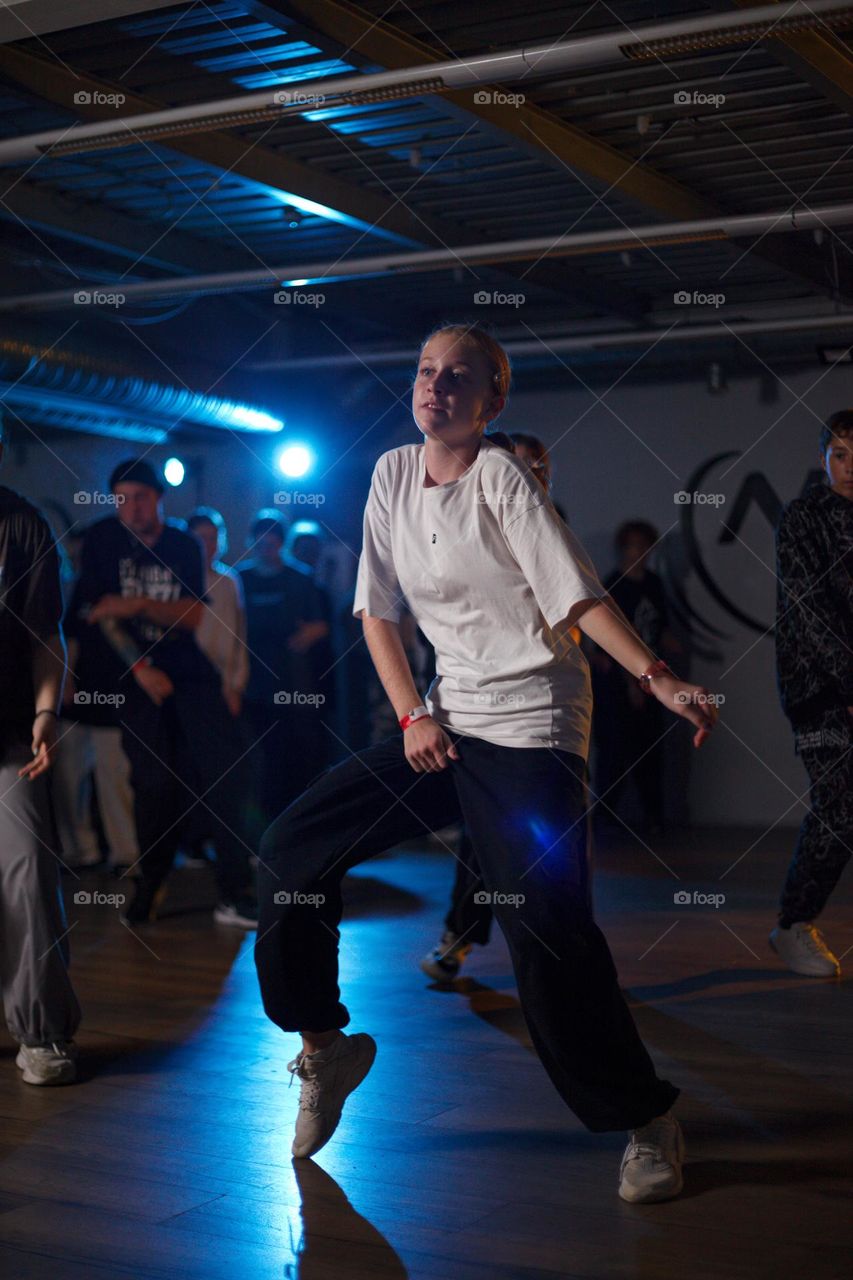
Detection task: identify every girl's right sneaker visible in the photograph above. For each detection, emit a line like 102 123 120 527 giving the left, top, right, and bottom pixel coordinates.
289 1032 377 1158
419 930 471 981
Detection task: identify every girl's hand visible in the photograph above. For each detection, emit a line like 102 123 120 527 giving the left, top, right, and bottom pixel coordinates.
19 713 58 780
651 674 720 748
403 717 460 772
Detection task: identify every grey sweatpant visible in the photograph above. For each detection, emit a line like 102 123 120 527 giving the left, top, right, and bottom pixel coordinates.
0 742 81 1046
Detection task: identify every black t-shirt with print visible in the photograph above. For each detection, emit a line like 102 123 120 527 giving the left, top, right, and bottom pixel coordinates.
604 568 669 651
239 558 326 704
0 485 63 748
71 516 218 686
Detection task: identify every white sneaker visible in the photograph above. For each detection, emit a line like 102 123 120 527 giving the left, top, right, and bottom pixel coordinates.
618 1111 684 1203
15 1041 77 1086
213 897 258 929
288 1031 376 1159
769 922 840 977
419 930 471 981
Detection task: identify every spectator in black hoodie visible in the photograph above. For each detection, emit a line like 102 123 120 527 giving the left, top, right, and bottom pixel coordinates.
770 410 853 977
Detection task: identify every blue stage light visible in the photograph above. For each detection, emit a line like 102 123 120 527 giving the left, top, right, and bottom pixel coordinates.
164 456 186 487
276 443 313 478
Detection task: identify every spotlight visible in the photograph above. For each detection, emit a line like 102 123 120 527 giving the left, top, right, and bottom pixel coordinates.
282 205 303 229
164 456 186 486
276 443 312 478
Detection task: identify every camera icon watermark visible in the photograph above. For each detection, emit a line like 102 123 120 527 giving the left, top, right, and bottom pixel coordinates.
273 89 326 108
673 490 726 506
473 690 527 707
673 89 725 109
673 289 725 308
73 489 125 506
673 889 725 908
73 889 126 906
274 290 325 308
476 492 527 505
674 690 725 707
273 890 325 905
273 690 326 706
473 890 526 906
73 290 125 308
73 90 126 108
274 491 325 506
473 89 525 107
473 289 525 308
73 691 126 707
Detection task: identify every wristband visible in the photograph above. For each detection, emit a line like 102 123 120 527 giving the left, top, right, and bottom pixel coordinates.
34 708 58 718
131 657 151 674
399 705 429 731
638 659 671 695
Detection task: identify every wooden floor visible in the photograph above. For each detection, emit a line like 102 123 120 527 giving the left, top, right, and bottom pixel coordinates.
1 824 851 1280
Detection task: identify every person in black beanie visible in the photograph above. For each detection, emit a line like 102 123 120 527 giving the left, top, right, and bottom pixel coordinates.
770 410 853 976
71 457 257 927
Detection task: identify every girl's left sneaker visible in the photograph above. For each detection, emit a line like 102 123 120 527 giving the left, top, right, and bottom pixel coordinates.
619 1111 684 1203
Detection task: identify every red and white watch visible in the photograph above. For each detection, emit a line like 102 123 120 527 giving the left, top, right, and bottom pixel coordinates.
399 704 430 731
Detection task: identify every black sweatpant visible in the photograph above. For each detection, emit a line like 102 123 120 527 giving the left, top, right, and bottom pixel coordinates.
779 706 853 926
120 682 252 902
443 830 494 946
255 732 678 1132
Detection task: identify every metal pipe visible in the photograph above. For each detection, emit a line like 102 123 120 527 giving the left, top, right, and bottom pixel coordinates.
0 0 849 164
3 201 853 312
246 313 853 370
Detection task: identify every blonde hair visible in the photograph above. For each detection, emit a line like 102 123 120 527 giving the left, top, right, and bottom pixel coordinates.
417 324 512 406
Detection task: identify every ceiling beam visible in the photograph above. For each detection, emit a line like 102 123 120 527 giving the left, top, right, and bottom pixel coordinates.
0 177 257 275
0 44 650 323
0 1 182 45
731 0 853 115
273 0 853 306
0 44 435 247
274 0 715 221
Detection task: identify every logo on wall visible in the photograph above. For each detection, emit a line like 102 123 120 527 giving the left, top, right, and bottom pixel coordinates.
663 451 823 646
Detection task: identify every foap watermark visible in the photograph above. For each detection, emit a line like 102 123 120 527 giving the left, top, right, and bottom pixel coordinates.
273 89 326 108
474 290 525 308
473 89 525 107
273 691 326 706
74 290 126 308
274 490 325 506
674 690 725 708
73 890 126 907
73 490 125 506
476 491 528 505
473 691 527 707
673 289 725 308
73 90 126 108
73 691 126 707
673 490 726 506
673 889 726 909
273 890 325 905
474 890 526 906
274 290 325 308
674 89 725 109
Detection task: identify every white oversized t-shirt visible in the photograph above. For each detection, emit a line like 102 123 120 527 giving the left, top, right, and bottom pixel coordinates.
352 439 609 759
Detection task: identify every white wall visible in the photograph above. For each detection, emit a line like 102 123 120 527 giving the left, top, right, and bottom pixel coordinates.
499 365 853 827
